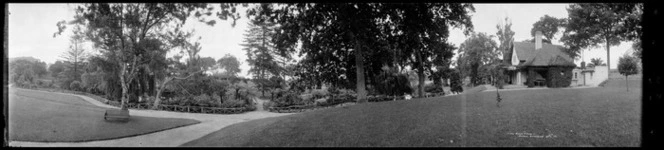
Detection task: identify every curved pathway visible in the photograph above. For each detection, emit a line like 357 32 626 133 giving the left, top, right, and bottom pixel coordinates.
9 89 293 147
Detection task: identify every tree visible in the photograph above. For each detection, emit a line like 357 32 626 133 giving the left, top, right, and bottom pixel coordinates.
258 3 474 101
9 59 38 87
241 11 285 96
456 32 499 86
384 4 474 98
531 15 566 42
625 4 643 59
59 3 220 109
497 17 515 61
151 58 204 109
588 58 605 68
199 57 217 71
618 54 638 91
561 3 643 76
60 25 88 81
449 68 464 94
217 54 242 77
631 41 642 59
49 61 67 78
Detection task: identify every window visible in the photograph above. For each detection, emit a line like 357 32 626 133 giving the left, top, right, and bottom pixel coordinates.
575 72 577 79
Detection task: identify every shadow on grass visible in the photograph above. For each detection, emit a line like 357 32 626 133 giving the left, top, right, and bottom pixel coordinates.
8 88 201 142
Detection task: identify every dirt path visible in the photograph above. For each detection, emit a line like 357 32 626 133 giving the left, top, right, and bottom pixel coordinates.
9 89 293 147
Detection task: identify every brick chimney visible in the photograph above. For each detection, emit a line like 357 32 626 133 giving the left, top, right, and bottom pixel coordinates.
535 31 542 50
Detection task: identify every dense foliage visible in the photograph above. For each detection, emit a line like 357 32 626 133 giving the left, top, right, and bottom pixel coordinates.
561 3 642 69
456 32 500 87
9 58 48 88
256 3 474 101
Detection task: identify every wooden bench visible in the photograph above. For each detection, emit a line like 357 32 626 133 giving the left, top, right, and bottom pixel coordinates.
104 108 130 121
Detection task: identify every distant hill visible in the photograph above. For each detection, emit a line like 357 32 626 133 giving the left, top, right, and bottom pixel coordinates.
8 56 41 63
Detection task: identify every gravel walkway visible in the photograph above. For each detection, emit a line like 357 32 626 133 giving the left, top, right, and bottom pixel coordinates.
9 89 293 147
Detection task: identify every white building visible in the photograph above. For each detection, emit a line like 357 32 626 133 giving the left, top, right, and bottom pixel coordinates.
571 65 609 87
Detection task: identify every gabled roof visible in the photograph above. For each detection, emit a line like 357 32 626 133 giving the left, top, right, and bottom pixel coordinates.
512 42 576 67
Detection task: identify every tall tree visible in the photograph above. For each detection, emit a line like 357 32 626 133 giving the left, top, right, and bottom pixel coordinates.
531 15 566 42
561 3 643 76
496 17 515 62
456 32 499 86
241 8 285 96
384 4 474 98
625 4 643 59
60 25 88 81
257 3 473 101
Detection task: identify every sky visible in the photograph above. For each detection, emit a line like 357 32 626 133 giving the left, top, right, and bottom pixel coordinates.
8 3 636 78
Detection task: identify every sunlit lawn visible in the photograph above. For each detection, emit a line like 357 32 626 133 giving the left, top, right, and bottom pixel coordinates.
8 88 200 142
182 79 641 147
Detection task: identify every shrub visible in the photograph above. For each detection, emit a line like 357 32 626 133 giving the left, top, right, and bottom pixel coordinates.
311 89 329 99
374 71 413 96
424 83 444 94
220 98 246 108
300 93 314 102
211 93 222 107
70 81 82 91
193 94 213 107
367 95 393 102
449 69 464 94
273 90 313 107
547 67 574 88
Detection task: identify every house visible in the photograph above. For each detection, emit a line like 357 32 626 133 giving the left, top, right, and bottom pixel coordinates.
503 31 577 88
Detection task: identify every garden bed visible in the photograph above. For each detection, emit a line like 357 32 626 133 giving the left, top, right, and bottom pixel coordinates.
266 93 445 113
28 87 256 115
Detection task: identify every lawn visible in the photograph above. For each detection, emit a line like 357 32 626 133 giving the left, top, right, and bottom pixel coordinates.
182 79 641 147
8 88 201 142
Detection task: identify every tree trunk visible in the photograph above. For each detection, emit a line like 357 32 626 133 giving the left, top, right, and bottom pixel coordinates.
606 39 611 77
219 89 225 104
416 48 425 98
625 75 628 91
120 71 128 109
235 88 240 100
353 36 367 103
417 71 425 98
152 77 171 109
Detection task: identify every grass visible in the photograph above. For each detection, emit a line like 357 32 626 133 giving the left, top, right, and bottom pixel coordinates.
8 88 201 142
34 87 112 104
182 79 641 147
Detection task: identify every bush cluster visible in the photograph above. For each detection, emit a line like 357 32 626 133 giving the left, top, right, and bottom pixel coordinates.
272 90 313 107
424 83 444 94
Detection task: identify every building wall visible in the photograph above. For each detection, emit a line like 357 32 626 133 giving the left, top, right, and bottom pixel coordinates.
571 69 585 86
584 66 609 86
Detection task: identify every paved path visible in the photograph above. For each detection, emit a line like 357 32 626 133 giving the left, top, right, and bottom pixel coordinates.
9 89 293 147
